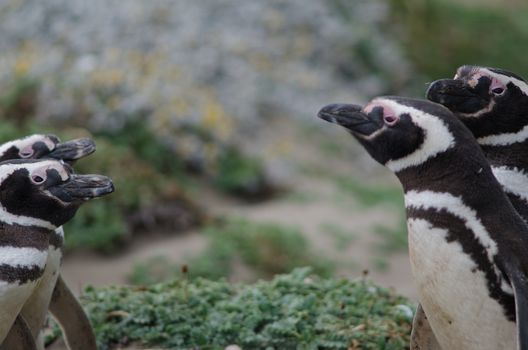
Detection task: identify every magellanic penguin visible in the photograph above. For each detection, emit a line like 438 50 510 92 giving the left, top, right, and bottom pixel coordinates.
427 66 528 222
419 66 528 350
0 159 113 345
0 134 98 350
318 97 528 350
0 135 97 350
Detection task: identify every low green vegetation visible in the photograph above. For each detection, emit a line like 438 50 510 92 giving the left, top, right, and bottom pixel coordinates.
335 176 403 209
319 222 357 252
334 176 408 270
76 268 414 350
129 219 335 284
390 0 528 89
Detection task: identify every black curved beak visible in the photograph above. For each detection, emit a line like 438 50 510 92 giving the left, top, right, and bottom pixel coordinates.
318 103 380 136
426 79 474 100
47 138 96 162
50 174 114 202
426 79 487 114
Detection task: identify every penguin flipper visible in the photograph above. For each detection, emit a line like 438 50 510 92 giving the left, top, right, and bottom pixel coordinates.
504 266 528 350
0 315 37 350
410 303 442 350
49 275 97 350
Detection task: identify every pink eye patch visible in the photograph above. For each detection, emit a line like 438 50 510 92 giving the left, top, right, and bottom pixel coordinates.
364 102 399 125
490 77 505 95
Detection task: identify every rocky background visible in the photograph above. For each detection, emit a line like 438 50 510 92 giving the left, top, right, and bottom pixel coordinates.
0 0 408 174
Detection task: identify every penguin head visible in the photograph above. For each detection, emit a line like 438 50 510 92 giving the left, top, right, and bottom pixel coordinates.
0 159 114 229
427 66 528 140
0 134 96 163
318 96 478 173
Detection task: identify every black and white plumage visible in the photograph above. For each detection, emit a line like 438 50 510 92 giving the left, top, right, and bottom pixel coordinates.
421 66 528 350
427 66 528 222
0 159 113 344
0 134 98 350
318 96 528 350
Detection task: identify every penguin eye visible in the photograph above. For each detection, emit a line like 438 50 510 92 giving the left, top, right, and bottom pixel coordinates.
19 149 34 158
492 87 504 95
31 175 45 184
383 114 399 126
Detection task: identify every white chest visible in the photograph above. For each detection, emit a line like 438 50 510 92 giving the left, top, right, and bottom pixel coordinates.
0 245 48 342
408 218 516 350
0 280 41 342
21 244 63 336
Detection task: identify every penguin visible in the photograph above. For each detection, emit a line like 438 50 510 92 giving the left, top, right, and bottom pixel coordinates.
419 67 528 349
427 66 528 222
0 134 98 350
0 159 113 345
318 96 528 350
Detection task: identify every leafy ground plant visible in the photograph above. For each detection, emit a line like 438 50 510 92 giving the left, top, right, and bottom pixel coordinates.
77 268 414 350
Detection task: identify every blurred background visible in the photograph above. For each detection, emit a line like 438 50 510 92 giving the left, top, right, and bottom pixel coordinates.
0 0 527 304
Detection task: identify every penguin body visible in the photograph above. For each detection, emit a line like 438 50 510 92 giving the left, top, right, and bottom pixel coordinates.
0 159 112 344
318 97 528 349
0 135 97 349
421 66 528 349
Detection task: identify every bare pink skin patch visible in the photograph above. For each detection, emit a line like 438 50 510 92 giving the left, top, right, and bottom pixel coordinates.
30 166 49 184
490 78 505 95
364 101 399 126
19 145 34 158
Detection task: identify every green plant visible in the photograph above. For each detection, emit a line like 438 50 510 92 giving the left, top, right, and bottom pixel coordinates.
390 0 528 90
335 176 403 209
129 219 335 284
75 268 414 349
94 117 190 183
373 217 408 254
334 177 408 262
0 75 39 125
214 147 270 198
319 222 357 252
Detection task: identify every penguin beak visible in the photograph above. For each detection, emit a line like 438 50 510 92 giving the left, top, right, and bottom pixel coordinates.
47 138 96 162
49 174 114 202
426 79 486 113
318 103 380 136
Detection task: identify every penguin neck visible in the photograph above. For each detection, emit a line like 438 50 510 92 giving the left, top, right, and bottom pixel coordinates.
480 138 528 171
0 222 54 251
395 147 509 211
0 222 55 285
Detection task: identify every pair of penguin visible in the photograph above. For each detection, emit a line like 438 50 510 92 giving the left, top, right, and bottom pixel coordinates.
0 135 114 349
319 65 528 349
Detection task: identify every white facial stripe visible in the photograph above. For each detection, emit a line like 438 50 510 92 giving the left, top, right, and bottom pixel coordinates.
405 190 498 258
0 160 69 183
0 246 47 269
0 135 55 156
373 99 455 172
492 166 528 202
458 100 496 119
477 124 528 146
479 68 528 96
